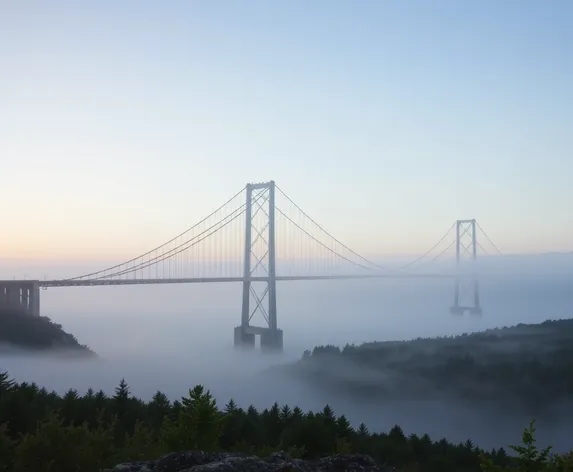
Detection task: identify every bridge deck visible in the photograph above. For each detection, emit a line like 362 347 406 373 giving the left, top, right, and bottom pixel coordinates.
31 273 455 287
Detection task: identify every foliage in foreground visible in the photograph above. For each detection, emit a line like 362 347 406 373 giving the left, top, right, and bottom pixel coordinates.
481 420 573 472
1 372 572 472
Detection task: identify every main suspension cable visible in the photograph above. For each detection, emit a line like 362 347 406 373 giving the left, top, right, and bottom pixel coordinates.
276 185 395 272
66 186 246 280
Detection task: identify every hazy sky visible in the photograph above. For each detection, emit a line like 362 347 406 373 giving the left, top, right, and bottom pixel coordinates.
1 0 571 261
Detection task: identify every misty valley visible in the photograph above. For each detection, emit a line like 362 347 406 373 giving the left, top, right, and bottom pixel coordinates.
2 301 573 471
6 309 573 418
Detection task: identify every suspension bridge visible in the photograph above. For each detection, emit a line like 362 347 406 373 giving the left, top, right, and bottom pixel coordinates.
0 180 503 350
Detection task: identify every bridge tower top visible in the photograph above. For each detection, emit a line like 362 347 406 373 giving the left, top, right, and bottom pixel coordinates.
455 219 477 263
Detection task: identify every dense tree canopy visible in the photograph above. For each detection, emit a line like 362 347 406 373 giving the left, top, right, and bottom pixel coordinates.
1 371 571 472
290 319 573 411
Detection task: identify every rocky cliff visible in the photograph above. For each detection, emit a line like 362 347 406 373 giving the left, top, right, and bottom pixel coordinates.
104 451 390 472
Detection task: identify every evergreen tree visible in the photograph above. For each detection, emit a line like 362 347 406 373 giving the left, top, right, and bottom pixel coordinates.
0 373 15 394
161 385 220 452
0 369 570 472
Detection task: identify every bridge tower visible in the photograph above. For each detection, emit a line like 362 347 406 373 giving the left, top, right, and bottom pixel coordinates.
234 180 283 351
450 219 482 316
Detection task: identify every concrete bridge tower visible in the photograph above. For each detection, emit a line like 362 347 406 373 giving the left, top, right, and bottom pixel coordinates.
234 181 283 351
450 219 482 316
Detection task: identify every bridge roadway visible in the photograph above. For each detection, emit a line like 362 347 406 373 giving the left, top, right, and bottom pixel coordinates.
38 273 455 287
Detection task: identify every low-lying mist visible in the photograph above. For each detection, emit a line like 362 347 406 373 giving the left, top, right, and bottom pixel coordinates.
4 338 573 453
1 271 572 453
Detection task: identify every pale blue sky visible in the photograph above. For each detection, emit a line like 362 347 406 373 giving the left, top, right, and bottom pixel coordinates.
1 0 571 259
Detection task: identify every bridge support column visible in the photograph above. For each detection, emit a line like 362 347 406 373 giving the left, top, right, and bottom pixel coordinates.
234 326 255 348
29 283 40 316
260 328 283 351
7 285 21 311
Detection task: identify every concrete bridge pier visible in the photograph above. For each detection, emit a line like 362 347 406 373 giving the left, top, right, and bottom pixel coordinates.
0 281 40 316
234 325 283 351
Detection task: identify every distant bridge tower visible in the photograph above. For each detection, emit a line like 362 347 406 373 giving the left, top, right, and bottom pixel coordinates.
234 180 283 351
450 219 482 316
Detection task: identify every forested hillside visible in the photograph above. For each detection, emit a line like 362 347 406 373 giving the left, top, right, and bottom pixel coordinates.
0 371 569 472
0 310 94 356
287 319 573 411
